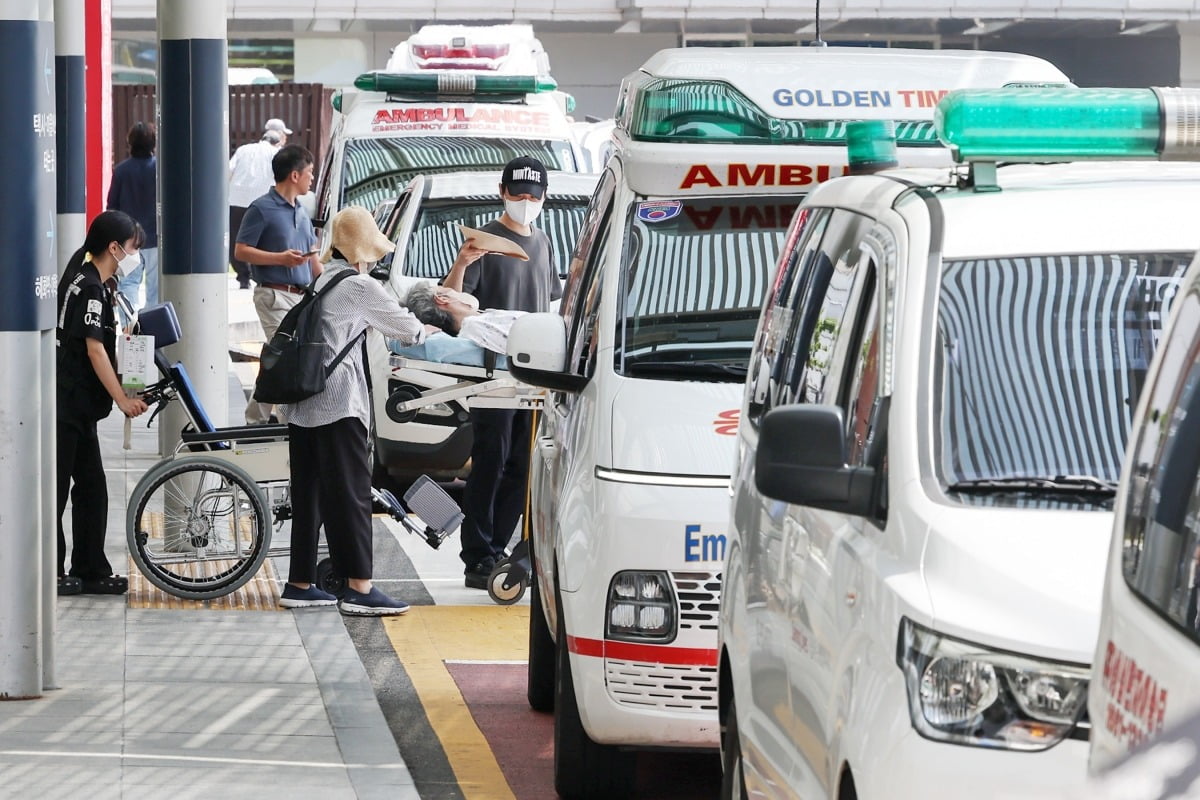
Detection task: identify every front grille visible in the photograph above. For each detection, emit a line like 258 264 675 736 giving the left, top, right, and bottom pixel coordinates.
672 571 722 633
605 659 719 713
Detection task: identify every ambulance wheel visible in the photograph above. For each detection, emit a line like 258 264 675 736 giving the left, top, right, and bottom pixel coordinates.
385 386 422 424
316 557 346 598
127 456 270 600
719 695 749 800
554 595 634 799
527 562 556 712
487 560 526 605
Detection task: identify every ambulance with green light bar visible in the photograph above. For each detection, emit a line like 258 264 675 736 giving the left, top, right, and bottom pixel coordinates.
498 47 1070 800
311 24 584 228
720 86 1200 800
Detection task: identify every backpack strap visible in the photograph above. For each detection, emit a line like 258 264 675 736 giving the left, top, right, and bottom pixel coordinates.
325 328 367 377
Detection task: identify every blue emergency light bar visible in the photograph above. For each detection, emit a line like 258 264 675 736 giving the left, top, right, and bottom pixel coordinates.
354 71 557 95
936 87 1200 161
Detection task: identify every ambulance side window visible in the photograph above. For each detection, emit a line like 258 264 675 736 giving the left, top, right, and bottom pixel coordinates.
562 169 616 377
314 141 338 228
1122 291 1200 637
845 279 881 466
1118 287 1200 638
779 210 875 407
747 207 831 427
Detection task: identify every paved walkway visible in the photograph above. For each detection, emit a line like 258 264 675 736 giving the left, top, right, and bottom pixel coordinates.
0 281 419 800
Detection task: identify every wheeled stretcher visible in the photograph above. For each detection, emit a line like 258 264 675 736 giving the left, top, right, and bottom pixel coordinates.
383 347 546 423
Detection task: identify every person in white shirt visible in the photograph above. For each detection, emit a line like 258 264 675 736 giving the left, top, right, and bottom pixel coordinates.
228 122 286 288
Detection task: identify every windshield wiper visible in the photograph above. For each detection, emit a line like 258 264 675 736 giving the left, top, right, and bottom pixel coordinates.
948 475 1118 496
623 360 748 381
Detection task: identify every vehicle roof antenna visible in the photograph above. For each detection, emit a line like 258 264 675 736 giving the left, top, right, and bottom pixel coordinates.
810 0 827 47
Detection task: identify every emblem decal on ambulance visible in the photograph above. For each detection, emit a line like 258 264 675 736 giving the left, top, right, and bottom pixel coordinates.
636 200 682 223
713 409 739 436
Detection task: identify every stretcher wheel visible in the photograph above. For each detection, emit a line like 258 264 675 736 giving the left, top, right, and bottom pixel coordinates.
385 386 422 424
126 456 270 600
488 559 527 605
316 557 346 598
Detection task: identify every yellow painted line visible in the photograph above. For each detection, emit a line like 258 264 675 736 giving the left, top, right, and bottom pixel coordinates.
383 605 529 800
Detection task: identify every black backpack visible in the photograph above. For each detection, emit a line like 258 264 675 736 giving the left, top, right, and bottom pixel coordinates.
253 270 364 404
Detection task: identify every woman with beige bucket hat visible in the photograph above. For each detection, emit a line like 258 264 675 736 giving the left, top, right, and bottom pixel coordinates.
280 206 430 615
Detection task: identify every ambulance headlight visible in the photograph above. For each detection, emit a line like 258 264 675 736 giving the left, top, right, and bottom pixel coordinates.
606 571 675 642
898 618 1089 751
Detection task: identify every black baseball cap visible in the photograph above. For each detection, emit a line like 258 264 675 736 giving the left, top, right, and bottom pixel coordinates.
501 156 548 200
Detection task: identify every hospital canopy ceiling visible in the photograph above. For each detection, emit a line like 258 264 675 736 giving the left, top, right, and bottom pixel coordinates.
110 0 1200 31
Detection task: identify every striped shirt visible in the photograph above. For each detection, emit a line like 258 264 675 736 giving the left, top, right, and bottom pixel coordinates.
286 262 426 430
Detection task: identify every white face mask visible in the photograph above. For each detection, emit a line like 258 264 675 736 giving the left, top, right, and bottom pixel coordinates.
504 197 544 226
115 245 141 278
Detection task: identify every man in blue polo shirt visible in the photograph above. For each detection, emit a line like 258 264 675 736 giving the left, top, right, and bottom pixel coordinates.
235 144 320 424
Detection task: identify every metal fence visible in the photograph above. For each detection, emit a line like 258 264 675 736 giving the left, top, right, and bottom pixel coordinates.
112 82 335 165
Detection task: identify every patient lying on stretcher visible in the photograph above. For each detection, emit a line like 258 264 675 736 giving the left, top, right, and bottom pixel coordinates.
387 283 525 368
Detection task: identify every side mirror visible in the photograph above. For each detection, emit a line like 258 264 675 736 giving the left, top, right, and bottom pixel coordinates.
507 313 588 393
755 404 877 517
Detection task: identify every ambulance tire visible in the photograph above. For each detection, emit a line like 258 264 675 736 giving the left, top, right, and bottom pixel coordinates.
719 695 749 800
554 597 635 799
527 569 555 712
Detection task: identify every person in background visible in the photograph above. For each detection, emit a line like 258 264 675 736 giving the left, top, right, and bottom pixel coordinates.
235 144 320 424
56 211 149 596
264 118 291 145
280 206 430 614
107 121 158 316
228 120 288 289
444 156 561 589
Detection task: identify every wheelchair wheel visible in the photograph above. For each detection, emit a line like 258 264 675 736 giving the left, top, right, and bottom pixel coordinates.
316 557 346 598
487 559 527 605
127 456 271 600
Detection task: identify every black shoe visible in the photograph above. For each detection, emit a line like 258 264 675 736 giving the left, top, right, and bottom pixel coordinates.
57 576 82 596
464 560 494 590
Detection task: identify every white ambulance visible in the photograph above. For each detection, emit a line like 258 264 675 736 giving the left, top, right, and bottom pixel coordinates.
312 24 584 228
722 87 1200 800
1088 253 1200 769
501 48 1069 799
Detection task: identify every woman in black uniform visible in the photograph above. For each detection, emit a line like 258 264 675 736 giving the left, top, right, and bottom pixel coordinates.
56 211 149 595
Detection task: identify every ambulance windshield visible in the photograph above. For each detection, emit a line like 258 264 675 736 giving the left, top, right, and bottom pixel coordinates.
616 197 794 381
936 251 1191 506
341 136 577 213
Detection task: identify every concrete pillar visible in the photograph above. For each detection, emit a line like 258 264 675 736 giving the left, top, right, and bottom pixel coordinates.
55 0 83 277
157 0 228 453
0 0 58 700
48 0 83 693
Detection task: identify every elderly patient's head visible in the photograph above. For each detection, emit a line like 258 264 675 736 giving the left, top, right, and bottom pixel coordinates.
407 283 480 335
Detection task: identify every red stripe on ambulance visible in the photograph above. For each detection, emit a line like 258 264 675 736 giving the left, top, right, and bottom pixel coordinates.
567 635 718 667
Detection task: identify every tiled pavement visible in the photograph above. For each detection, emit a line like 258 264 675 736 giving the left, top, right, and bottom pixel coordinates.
0 281 419 799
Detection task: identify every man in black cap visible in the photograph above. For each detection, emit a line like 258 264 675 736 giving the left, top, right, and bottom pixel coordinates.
448 155 562 588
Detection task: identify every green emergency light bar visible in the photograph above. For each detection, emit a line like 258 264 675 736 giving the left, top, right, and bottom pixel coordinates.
846 120 898 174
936 87 1200 162
623 78 940 147
354 71 558 95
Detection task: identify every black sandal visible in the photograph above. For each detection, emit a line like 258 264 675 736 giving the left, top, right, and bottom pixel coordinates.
57 576 82 596
79 575 128 595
